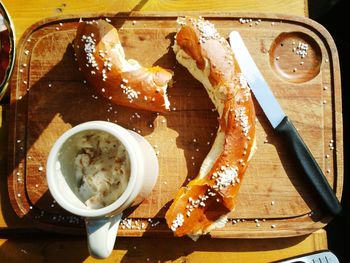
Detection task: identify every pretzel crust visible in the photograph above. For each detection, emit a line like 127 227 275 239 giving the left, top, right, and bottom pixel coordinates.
73 19 173 112
165 16 256 237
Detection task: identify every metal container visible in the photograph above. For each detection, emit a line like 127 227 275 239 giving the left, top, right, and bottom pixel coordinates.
0 2 15 101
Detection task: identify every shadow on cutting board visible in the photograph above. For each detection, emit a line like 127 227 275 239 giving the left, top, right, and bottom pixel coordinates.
0 1 342 261
0 27 312 263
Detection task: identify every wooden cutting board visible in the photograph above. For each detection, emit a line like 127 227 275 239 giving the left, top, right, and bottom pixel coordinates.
7 12 343 238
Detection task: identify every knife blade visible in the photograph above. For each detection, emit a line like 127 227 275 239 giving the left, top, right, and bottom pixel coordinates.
229 31 342 216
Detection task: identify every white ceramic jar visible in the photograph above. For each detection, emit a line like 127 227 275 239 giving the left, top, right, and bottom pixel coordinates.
46 121 158 258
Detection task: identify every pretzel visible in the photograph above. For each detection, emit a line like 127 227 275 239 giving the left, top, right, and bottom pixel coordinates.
165 16 256 238
73 19 173 112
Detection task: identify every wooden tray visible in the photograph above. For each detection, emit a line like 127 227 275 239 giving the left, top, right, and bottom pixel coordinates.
7 12 343 238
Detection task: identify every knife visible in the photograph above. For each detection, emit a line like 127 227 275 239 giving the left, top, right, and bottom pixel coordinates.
229 31 342 216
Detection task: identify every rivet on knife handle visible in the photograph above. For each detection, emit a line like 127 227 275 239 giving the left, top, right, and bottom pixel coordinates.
229 31 342 216
276 116 342 216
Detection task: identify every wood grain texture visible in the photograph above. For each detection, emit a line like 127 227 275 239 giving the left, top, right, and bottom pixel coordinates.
0 2 333 263
6 13 343 238
0 230 327 263
2 0 307 45
0 0 308 230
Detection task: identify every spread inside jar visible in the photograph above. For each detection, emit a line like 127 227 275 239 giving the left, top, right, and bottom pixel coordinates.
73 130 130 209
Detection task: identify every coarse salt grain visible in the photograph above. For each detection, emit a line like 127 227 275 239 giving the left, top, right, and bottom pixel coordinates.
170 213 184 232
212 166 238 189
120 84 139 101
295 42 308 58
234 106 250 136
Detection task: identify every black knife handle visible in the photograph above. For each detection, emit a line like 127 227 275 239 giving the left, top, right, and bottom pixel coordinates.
276 116 342 216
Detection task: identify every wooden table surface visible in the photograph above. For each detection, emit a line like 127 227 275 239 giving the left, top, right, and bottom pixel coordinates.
0 1 330 262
